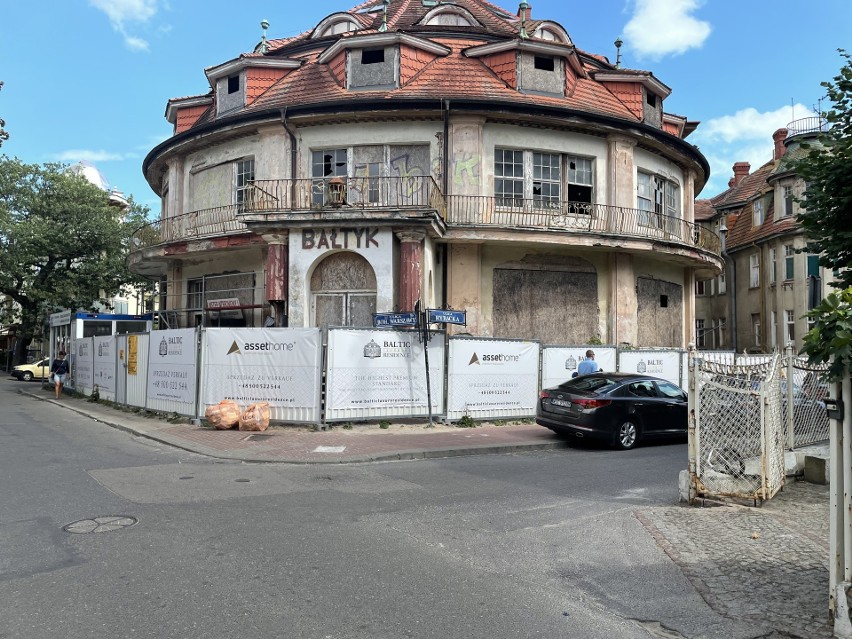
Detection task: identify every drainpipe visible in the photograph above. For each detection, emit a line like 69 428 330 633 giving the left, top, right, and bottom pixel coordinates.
721 222 737 351
751 241 765 352
280 108 298 206
442 99 450 195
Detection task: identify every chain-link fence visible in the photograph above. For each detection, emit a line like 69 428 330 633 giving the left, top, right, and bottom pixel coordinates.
690 354 787 503
787 356 831 448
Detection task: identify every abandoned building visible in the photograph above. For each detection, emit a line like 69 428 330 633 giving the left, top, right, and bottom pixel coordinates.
131 0 722 347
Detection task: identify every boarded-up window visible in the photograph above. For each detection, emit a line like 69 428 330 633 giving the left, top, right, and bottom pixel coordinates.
311 252 377 327
636 277 682 346
493 259 598 344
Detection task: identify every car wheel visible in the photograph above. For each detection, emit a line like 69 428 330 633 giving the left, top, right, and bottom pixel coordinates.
21 371 33 382
615 419 640 450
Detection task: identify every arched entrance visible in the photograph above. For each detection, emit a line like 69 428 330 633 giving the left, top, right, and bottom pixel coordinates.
310 252 377 327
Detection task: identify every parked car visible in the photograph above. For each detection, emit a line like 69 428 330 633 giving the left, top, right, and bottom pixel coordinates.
536 372 688 450
10 358 50 382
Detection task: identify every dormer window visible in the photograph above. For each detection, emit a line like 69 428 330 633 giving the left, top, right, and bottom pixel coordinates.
646 92 657 107
361 48 385 65
531 23 573 44
227 75 240 94
421 6 480 27
534 56 555 72
312 13 361 38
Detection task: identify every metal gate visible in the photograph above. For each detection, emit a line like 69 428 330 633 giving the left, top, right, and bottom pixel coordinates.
689 353 786 503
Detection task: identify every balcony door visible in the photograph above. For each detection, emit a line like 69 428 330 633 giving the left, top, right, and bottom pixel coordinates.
310 252 377 327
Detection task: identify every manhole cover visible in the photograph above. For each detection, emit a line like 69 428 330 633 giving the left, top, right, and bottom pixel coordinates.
63 516 138 534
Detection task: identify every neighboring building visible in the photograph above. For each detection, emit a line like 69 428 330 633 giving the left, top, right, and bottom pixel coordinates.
69 161 151 316
131 0 721 347
694 121 830 352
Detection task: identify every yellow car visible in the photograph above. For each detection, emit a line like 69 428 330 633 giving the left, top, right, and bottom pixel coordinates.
11 358 50 382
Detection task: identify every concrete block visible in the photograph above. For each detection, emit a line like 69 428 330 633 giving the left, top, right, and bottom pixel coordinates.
804 455 829 485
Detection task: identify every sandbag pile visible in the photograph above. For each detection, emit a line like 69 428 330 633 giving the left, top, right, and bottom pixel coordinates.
238 402 271 432
205 400 241 430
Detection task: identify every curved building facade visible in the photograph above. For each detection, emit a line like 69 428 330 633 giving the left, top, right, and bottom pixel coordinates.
132 0 721 347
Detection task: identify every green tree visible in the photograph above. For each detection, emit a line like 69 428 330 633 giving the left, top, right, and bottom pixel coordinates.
0 157 149 364
794 50 852 287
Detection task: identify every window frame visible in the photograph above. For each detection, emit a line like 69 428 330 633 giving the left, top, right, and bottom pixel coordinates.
768 247 777 285
695 318 706 348
532 151 561 208
494 148 525 208
749 253 760 288
637 170 679 229
784 244 795 280
783 185 794 218
234 157 255 209
785 309 795 344
752 198 764 227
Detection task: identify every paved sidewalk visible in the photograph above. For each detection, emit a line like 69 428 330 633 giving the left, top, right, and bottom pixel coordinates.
21 386 835 638
22 387 568 463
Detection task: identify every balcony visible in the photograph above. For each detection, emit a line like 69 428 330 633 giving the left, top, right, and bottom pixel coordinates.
786 117 829 138
445 196 721 254
129 186 721 271
242 176 446 218
130 204 250 251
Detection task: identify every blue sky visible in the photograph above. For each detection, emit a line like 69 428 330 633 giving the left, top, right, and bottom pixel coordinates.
1 0 850 215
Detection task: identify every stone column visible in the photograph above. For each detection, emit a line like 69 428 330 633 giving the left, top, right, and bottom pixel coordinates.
447 242 483 335
396 230 425 312
608 252 637 346
684 268 695 347
606 135 637 209
262 232 289 326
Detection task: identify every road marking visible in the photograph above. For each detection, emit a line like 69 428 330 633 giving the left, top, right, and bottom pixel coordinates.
313 445 346 453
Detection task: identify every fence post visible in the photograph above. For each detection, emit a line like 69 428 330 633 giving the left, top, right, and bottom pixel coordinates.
687 345 698 504
786 344 795 450
830 376 847 619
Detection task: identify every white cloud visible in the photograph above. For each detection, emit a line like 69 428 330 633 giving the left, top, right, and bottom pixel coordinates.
692 103 812 196
623 0 711 60
53 150 133 162
696 104 809 143
89 0 159 51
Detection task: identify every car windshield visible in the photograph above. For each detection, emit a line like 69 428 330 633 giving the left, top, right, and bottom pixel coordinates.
558 375 620 394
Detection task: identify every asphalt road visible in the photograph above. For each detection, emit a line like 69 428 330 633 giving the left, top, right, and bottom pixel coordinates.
0 379 715 639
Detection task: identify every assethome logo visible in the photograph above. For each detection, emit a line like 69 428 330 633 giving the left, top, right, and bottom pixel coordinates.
469 352 520 365
226 340 296 355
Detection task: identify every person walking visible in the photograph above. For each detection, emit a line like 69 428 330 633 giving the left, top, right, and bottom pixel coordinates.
50 351 70 399
577 349 601 376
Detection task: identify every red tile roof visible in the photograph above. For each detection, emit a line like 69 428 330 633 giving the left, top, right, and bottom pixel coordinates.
171 0 678 136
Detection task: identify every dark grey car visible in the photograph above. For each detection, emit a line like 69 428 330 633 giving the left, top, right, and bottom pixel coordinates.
536 372 688 450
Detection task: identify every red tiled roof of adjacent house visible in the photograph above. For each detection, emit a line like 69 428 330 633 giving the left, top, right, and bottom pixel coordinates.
694 199 715 222
719 160 803 251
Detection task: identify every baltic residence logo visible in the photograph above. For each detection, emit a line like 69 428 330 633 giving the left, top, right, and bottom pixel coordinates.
565 355 577 371
363 339 381 359
637 360 647 374
159 335 186 357
227 339 296 356
363 338 412 359
468 351 520 366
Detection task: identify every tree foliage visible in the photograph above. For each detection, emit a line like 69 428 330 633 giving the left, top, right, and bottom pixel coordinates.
794 50 852 288
0 157 149 360
802 288 852 382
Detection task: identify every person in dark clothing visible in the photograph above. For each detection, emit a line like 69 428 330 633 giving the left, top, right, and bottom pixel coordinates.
50 350 70 399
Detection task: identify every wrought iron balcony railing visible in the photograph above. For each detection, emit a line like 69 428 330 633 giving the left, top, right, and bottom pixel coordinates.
445 196 721 254
786 117 829 138
129 189 720 258
130 204 249 251
243 176 446 217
